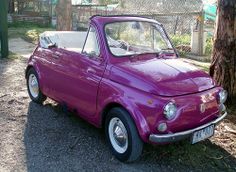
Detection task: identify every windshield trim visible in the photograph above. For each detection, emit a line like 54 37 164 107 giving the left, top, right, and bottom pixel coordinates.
103 20 177 58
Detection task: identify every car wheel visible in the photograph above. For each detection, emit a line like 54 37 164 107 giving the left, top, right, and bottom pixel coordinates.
27 68 46 104
105 107 143 162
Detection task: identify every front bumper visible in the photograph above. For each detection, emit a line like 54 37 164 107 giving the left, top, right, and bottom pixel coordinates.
149 111 227 144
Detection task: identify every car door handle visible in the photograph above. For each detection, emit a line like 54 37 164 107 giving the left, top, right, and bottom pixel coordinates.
87 68 96 74
52 54 60 59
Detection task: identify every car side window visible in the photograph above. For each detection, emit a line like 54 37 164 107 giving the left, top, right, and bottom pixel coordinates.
82 26 100 57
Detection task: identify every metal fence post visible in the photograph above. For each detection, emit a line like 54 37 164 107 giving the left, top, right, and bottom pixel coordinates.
198 10 205 56
0 0 9 58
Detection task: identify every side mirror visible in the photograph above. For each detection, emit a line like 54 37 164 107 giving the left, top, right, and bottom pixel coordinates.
48 43 57 49
83 51 97 58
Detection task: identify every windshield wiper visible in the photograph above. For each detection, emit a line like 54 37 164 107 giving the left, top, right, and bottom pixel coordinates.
129 52 160 59
157 48 175 55
160 48 175 52
129 52 143 59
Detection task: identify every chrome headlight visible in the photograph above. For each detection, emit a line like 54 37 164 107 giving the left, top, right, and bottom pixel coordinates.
218 90 227 104
164 102 177 120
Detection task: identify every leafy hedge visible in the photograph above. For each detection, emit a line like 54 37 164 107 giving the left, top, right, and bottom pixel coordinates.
170 34 213 56
170 34 191 47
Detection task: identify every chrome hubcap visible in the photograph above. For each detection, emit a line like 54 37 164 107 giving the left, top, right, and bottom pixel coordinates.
28 74 39 98
108 117 128 153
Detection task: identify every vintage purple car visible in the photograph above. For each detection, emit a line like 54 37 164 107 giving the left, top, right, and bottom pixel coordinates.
26 15 227 162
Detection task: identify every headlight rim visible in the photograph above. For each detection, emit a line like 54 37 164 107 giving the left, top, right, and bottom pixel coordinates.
163 101 177 120
218 89 227 104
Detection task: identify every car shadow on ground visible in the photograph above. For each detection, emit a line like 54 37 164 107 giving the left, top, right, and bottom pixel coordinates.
24 101 236 172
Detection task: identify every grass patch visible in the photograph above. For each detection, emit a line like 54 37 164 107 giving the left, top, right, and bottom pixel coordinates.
192 62 209 72
8 22 55 44
8 51 22 60
181 58 210 72
0 49 20 60
8 21 50 28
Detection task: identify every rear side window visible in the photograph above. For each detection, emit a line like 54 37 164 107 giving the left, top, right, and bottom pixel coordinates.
82 26 100 57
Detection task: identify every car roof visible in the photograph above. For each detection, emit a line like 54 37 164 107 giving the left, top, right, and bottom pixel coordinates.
90 15 162 26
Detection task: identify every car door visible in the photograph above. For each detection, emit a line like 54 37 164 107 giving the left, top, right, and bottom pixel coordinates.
50 25 106 117
73 25 107 116
43 48 65 102
35 47 56 96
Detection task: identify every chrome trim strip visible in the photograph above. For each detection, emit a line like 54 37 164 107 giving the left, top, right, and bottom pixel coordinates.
149 112 227 143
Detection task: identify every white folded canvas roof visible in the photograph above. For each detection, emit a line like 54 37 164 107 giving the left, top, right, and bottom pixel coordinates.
39 31 87 53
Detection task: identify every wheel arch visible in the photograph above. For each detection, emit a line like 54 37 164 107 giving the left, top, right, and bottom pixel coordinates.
101 102 123 128
25 65 34 78
101 101 150 142
25 63 45 95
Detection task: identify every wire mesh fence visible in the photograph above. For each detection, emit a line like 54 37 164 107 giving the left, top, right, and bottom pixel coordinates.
72 0 215 57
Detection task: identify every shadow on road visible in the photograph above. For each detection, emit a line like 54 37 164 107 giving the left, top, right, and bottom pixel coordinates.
24 101 236 172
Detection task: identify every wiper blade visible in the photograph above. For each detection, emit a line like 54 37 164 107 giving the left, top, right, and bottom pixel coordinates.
157 48 175 55
161 48 174 50
129 53 142 58
160 48 175 52
129 52 160 59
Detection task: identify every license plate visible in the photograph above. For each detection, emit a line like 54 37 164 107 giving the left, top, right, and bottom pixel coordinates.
191 125 215 144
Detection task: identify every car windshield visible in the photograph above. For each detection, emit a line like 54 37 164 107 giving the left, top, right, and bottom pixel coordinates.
105 21 174 57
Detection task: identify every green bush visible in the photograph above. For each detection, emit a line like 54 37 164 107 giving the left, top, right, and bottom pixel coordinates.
205 37 213 55
170 34 191 47
170 34 214 56
24 29 40 43
8 23 55 44
169 34 191 57
8 21 50 28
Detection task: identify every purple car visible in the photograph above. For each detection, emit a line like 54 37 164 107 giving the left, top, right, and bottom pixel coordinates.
26 15 227 162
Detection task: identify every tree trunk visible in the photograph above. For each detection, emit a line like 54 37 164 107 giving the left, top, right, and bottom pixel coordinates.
8 0 15 13
209 0 236 104
0 0 9 58
56 0 72 31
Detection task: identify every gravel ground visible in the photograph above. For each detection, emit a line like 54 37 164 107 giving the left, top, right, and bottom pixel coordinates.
0 39 236 171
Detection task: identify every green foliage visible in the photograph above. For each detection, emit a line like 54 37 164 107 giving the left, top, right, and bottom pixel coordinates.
8 21 50 28
120 30 138 44
170 34 191 57
8 23 55 44
170 34 214 56
98 0 117 5
205 37 213 56
24 29 41 44
170 34 191 47
8 51 21 60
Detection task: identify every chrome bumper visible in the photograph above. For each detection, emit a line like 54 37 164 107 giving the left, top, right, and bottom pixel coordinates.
149 112 227 143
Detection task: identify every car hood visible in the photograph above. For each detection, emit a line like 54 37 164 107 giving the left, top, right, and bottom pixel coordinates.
109 58 215 96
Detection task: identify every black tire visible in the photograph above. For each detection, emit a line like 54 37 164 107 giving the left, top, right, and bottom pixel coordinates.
26 68 46 104
105 107 143 162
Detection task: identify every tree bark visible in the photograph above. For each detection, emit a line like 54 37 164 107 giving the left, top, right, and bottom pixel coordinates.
209 0 236 104
0 0 9 58
8 0 15 13
56 0 72 31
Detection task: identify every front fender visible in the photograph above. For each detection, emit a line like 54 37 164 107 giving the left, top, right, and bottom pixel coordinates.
26 56 47 95
97 79 152 142
27 58 42 81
